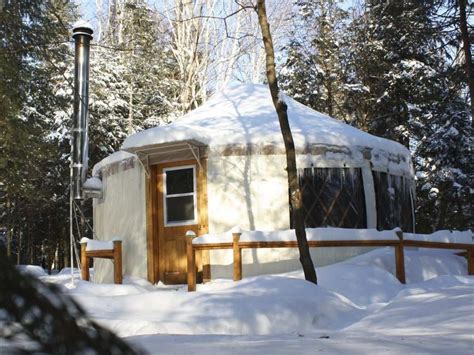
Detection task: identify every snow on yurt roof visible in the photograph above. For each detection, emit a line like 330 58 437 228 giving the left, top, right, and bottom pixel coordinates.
92 150 136 176
119 84 412 174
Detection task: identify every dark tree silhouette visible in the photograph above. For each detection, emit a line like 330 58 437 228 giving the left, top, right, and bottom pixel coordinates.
0 246 143 354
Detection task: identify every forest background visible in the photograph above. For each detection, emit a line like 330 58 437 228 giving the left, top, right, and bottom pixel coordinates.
0 0 472 271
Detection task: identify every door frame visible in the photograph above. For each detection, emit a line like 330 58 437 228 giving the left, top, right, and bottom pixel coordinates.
146 158 209 284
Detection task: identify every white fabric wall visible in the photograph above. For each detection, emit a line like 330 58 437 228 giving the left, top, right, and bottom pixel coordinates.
91 152 389 283
206 154 374 279
92 163 147 283
207 154 290 232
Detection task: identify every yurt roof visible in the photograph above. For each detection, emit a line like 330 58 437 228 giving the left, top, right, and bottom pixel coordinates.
96 85 413 175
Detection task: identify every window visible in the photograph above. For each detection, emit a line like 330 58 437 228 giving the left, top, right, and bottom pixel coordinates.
372 171 414 232
164 166 197 226
293 167 367 229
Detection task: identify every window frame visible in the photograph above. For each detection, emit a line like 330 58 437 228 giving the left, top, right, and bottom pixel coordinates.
163 165 198 227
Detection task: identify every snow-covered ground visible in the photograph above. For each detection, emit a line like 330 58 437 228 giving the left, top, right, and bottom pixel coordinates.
26 248 474 353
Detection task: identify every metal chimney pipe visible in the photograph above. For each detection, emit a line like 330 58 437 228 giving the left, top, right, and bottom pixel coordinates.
71 22 93 200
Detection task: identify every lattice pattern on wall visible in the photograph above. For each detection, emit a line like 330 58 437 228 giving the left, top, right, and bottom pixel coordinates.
294 167 367 229
373 171 414 232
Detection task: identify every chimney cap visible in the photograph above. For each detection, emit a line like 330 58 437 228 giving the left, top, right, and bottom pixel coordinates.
72 20 93 38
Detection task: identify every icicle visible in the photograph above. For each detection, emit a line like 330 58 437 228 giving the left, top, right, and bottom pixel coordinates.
409 183 416 234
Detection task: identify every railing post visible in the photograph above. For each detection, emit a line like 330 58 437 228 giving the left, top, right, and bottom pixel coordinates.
233 232 242 281
80 241 90 281
186 231 197 291
113 240 123 284
395 230 406 284
468 247 474 276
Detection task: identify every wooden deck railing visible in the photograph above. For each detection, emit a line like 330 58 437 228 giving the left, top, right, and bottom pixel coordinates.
404 239 474 275
186 231 474 292
80 240 123 284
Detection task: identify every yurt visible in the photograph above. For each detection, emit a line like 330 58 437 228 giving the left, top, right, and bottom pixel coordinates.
91 84 414 284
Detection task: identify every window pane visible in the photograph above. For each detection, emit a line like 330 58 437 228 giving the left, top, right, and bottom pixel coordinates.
166 195 195 223
166 168 194 195
295 167 367 229
373 172 414 232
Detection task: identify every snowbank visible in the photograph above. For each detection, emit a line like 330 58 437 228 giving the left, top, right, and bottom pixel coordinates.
58 267 81 275
29 245 473 355
16 265 47 277
347 248 468 283
345 276 474 341
193 227 400 245
128 272 474 354
66 276 367 337
38 247 469 338
61 278 156 297
306 263 402 307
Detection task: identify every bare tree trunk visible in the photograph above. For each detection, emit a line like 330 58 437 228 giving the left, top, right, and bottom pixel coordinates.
17 231 22 265
216 3 242 90
327 80 334 118
27 210 33 264
95 0 104 42
128 85 134 134
256 0 317 284
458 0 474 123
59 226 65 270
6 227 12 257
165 0 210 113
127 17 134 135
45 218 53 273
6 197 12 257
60 224 68 268
106 0 118 45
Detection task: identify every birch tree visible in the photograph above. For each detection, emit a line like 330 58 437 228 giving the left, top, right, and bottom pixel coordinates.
256 0 317 284
162 0 213 113
161 0 293 110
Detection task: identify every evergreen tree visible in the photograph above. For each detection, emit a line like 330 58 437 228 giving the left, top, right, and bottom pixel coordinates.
46 1 182 262
0 0 77 265
120 1 180 132
348 0 472 231
280 0 472 232
0 245 142 353
80 0 180 164
414 75 472 232
280 0 349 119
50 0 181 175
348 0 446 147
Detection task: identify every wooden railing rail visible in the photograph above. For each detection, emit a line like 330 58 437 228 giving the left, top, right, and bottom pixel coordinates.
403 239 474 275
187 231 474 292
80 240 123 284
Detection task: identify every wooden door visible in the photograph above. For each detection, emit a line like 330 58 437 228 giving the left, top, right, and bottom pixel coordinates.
156 160 208 284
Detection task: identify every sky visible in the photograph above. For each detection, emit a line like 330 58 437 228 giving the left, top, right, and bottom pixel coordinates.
77 0 357 30
73 0 359 89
